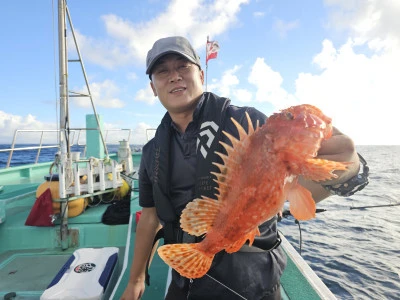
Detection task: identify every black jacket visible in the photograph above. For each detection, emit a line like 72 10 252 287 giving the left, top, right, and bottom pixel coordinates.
139 92 286 299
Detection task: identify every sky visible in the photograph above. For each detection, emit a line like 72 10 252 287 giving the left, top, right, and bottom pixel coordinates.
1 0 399 146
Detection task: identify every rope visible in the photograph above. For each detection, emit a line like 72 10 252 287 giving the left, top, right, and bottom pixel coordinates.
204 274 247 300
51 0 60 146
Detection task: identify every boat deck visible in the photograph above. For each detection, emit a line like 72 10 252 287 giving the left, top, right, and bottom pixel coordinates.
0 182 170 299
0 249 77 299
0 181 334 299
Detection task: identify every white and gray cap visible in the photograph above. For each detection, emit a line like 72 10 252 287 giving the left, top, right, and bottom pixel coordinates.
146 36 201 75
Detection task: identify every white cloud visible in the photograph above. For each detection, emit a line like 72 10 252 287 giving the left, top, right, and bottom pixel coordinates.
208 65 255 103
0 111 57 144
134 122 157 144
248 58 298 109
325 0 400 43
233 89 252 103
273 19 300 38
212 29 398 145
212 65 241 97
72 80 125 108
68 30 131 69
228 1 400 145
234 37 399 145
101 122 153 145
127 72 138 81
253 11 265 18
295 38 400 145
103 121 156 145
78 0 249 68
135 84 158 105
0 110 153 146
294 0 400 144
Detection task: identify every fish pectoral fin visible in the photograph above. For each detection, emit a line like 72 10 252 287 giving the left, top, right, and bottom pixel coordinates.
225 227 261 254
157 243 214 279
287 184 316 220
180 197 222 236
302 158 350 181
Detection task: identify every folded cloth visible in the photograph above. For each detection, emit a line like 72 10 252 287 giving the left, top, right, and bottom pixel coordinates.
25 188 54 226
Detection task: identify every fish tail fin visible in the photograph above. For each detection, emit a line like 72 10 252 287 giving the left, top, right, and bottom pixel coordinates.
158 243 214 279
286 183 316 220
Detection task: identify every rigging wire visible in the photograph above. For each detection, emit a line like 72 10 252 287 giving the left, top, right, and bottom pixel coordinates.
51 0 60 147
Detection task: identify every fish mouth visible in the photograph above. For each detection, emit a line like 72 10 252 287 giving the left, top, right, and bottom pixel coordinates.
170 87 186 93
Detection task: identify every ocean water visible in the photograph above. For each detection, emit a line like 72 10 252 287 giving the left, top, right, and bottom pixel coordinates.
1 145 399 299
280 145 400 300
0 144 84 168
0 144 141 169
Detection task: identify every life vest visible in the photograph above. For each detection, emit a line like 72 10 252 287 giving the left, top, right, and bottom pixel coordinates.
151 92 231 245
145 92 282 289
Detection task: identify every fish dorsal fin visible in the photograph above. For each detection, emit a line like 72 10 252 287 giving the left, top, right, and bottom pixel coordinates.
180 197 223 236
213 112 259 202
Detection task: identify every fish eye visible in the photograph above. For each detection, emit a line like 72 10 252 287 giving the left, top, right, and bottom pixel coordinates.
286 112 294 120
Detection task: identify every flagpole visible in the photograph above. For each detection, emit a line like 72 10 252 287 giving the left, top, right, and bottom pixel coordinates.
206 35 209 92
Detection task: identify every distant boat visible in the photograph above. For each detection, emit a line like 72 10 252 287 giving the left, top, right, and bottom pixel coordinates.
0 1 336 299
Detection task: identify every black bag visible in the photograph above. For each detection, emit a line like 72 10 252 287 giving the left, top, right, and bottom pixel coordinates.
102 197 131 225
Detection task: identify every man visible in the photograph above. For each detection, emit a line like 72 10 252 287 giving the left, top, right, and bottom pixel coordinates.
121 36 361 300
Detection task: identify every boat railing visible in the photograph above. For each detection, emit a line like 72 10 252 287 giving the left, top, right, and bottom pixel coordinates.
1 128 132 168
146 128 157 141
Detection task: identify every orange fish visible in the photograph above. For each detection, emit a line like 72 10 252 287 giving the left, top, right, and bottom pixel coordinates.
157 104 349 279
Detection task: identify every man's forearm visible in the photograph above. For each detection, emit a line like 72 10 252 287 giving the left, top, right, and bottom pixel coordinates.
128 208 162 283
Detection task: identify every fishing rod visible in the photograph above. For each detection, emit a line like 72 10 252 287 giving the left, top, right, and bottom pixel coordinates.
281 202 400 218
349 203 400 210
279 201 400 255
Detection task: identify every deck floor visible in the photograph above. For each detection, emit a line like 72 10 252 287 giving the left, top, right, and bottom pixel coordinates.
0 251 72 293
0 181 327 299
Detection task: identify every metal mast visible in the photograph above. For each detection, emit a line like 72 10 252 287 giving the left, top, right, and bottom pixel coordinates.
58 0 69 250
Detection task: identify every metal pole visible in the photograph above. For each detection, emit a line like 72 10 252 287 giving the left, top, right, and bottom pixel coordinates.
58 0 69 250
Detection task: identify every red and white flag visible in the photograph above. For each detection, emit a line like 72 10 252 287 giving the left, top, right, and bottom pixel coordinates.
206 40 220 63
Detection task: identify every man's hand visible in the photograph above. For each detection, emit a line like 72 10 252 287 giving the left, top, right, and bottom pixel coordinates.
299 127 360 202
121 280 145 300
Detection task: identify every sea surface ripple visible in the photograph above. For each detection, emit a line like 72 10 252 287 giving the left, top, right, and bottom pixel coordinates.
280 145 400 300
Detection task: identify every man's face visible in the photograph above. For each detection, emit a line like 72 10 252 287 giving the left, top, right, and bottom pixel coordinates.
150 54 204 115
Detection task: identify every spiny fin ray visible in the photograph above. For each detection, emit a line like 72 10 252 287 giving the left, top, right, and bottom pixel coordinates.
302 158 350 181
230 117 248 141
222 131 240 148
245 112 255 135
225 227 261 253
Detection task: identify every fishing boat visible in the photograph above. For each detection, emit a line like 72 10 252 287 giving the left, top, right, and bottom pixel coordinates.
0 1 336 299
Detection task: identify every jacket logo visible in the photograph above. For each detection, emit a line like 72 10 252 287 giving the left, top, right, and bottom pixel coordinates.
153 147 160 183
197 121 219 158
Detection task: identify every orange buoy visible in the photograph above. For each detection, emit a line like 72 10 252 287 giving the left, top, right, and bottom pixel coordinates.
36 180 87 218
